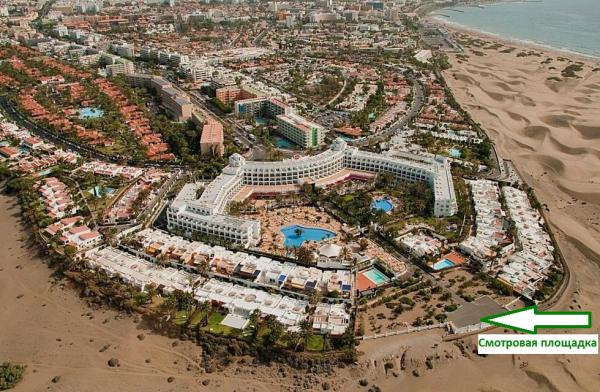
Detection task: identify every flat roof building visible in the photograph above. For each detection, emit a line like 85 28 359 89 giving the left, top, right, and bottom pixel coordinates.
200 120 224 158
167 138 457 247
276 112 326 148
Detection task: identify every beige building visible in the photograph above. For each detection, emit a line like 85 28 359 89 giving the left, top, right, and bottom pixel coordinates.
200 120 224 157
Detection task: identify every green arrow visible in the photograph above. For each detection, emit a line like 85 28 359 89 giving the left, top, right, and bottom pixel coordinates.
480 306 592 334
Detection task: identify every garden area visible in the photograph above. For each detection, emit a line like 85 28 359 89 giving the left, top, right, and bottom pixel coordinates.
356 274 459 336
437 268 515 306
326 174 434 229
150 292 345 354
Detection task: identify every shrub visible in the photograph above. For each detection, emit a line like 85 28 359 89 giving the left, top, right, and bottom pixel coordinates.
0 362 25 390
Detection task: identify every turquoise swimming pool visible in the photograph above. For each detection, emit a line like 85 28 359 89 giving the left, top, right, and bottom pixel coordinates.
38 168 53 177
363 268 390 285
281 224 336 248
79 107 104 119
372 198 394 213
449 148 462 158
270 133 296 149
88 185 116 198
433 259 455 271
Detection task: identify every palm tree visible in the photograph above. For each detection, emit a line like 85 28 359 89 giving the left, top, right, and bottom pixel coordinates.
248 309 261 342
263 315 284 349
299 319 313 350
198 301 211 327
159 294 178 322
174 290 195 323
323 332 331 352
284 330 302 351
341 246 352 261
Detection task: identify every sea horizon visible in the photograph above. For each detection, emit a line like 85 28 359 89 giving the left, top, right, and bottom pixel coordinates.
431 0 600 60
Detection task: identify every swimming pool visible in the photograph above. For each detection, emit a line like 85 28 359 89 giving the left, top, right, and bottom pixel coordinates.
271 133 296 149
363 268 390 285
433 259 455 271
281 224 336 248
79 107 105 119
88 185 116 198
449 148 461 159
372 198 394 213
38 168 53 177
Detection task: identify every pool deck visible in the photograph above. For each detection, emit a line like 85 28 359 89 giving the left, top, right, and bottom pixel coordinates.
357 269 390 292
357 272 379 292
431 251 467 271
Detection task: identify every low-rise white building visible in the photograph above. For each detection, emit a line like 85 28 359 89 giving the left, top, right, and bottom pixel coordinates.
312 303 350 335
459 180 507 261
498 186 555 299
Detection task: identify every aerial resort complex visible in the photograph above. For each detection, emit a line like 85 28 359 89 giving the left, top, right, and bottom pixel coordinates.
167 138 457 247
0 0 591 389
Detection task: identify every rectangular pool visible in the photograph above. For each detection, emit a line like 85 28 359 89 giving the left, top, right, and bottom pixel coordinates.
363 268 390 285
433 259 455 271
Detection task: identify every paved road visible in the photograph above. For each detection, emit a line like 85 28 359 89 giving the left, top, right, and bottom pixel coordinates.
252 29 268 47
350 72 425 148
188 92 267 160
327 77 348 107
0 96 111 162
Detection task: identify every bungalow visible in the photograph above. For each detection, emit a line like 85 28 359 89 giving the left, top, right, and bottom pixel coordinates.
0 146 20 159
312 303 350 335
22 136 43 149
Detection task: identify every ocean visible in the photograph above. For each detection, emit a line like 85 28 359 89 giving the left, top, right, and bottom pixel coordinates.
434 0 600 58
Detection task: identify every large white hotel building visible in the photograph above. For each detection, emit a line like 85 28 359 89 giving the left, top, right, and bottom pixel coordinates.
167 138 457 247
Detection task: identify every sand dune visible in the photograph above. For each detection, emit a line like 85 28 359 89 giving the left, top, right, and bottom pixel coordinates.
433 26 600 391
343 29 600 391
573 123 600 139
443 31 600 251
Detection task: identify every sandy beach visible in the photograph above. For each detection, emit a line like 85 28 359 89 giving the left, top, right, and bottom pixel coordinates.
420 24 600 390
437 24 600 263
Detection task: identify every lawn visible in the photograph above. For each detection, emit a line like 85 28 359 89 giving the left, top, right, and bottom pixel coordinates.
306 334 324 352
188 309 206 327
201 312 235 336
341 194 355 203
172 310 193 326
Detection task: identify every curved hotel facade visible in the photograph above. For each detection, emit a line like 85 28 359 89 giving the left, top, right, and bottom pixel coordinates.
167 138 457 247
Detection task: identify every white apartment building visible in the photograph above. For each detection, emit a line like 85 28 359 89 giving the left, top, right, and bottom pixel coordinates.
312 303 351 335
498 186 555 299
180 62 213 82
459 180 507 261
276 112 327 148
106 60 134 76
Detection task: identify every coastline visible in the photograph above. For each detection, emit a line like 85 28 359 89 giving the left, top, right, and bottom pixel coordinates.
438 13 600 300
425 10 600 63
437 22 600 386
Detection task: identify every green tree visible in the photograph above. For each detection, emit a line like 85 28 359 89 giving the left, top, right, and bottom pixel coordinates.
296 245 314 264
262 315 284 349
0 362 26 390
